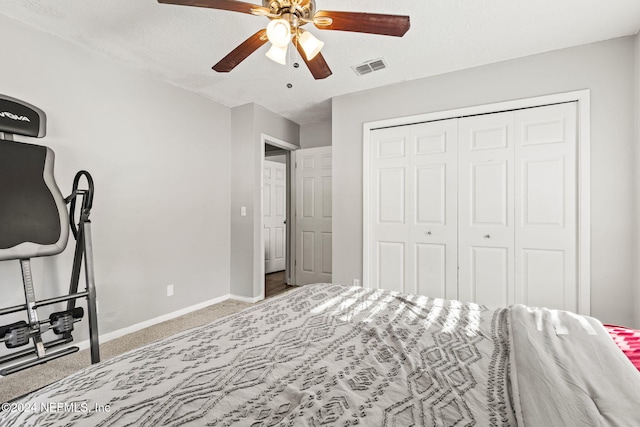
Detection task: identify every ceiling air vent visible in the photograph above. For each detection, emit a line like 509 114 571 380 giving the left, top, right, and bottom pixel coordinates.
352 58 388 76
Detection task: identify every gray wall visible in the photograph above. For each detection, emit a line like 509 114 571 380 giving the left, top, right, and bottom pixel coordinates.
230 103 299 298
0 15 232 339
635 32 640 328
300 119 332 148
265 154 286 164
333 36 638 328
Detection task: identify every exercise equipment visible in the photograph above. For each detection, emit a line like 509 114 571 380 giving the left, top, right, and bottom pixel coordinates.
0 94 99 375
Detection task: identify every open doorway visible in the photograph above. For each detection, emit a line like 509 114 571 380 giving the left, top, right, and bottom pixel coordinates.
262 135 297 298
264 150 289 297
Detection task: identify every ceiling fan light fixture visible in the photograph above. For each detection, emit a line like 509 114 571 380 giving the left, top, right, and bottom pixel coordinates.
266 43 288 65
266 19 291 47
157 0 410 80
298 29 324 60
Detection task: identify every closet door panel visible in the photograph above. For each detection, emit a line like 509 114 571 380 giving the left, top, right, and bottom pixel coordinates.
470 161 509 226
521 158 565 227
415 164 446 225
378 241 405 292
378 167 406 223
522 248 565 309
469 246 509 306
369 130 410 291
415 243 447 298
515 102 577 311
409 120 458 298
458 111 515 307
368 120 458 297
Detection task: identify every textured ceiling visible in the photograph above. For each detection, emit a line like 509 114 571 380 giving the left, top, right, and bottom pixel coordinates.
2 0 640 124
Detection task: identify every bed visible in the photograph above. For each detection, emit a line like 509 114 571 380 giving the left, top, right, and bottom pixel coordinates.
1 283 639 426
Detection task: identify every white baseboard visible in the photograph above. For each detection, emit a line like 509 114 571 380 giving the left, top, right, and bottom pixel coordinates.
0 293 263 376
230 293 264 304
75 294 234 351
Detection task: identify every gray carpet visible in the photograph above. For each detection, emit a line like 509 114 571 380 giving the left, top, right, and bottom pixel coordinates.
0 298 252 404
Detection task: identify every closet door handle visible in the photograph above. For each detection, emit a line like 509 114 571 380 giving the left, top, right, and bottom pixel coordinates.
484 234 491 239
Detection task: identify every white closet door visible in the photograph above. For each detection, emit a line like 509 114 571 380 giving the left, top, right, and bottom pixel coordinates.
365 102 578 312
264 160 286 273
458 111 515 307
368 119 458 298
295 146 332 285
514 102 577 311
457 103 577 310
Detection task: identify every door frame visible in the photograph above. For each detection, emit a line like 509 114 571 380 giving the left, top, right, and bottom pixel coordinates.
261 133 298 298
362 90 591 314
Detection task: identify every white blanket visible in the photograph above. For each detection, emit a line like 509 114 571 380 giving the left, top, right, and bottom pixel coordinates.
508 305 640 426
0 284 638 426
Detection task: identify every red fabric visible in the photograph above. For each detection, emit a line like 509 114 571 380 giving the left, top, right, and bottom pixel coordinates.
604 324 640 371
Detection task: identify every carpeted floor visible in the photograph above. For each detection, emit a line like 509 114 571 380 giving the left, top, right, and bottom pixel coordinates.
0 298 253 404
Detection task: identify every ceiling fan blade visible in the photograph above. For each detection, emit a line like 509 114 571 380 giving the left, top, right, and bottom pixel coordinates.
213 29 268 72
293 37 332 80
157 0 268 15
313 10 410 37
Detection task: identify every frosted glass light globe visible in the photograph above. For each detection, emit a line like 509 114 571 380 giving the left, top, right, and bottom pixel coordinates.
266 19 291 48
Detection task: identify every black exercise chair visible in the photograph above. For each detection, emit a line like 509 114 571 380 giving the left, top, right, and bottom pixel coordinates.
0 94 99 375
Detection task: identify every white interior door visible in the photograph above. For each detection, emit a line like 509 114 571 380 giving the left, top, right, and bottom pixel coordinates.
264 160 286 273
458 111 516 307
295 146 332 285
514 102 577 312
367 120 458 298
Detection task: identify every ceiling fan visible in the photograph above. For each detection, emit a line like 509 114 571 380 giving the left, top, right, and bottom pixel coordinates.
157 0 410 80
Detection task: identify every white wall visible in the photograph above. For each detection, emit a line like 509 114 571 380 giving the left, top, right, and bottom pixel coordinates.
300 119 332 148
333 36 638 327
0 15 232 340
230 103 299 299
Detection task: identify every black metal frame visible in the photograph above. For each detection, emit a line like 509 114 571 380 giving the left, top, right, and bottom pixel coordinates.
0 171 100 375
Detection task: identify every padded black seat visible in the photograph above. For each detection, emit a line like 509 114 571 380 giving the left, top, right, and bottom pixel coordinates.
0 94 100 375
0 139 69 261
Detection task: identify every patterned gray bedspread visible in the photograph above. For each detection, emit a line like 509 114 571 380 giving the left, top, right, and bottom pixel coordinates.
1 284 638 426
